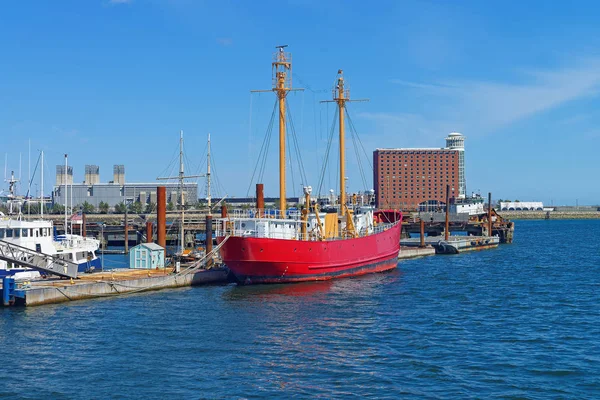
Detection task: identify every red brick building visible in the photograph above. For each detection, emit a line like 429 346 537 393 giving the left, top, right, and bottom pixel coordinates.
373 134 465 211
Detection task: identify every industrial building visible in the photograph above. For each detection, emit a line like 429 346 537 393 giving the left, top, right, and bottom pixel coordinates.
373 133 466 211
52 164 198 210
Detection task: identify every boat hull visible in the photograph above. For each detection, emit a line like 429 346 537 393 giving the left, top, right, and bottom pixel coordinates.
217 223 401 284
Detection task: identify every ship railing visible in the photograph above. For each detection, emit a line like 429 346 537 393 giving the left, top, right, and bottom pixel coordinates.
216 221 400 240
228 208 302 221
373 220 400 234
215 227 301 241
54 237 99 252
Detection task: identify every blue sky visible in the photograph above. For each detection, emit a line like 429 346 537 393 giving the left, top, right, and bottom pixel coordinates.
1 0 599 205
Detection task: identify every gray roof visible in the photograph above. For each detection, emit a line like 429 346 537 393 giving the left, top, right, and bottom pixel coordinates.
135 243 164 251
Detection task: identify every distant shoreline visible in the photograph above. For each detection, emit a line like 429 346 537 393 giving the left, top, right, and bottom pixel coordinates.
498 211 600 220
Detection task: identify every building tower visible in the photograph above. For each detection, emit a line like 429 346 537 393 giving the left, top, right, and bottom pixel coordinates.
85 165 100 185
445 132 465 199
55 165 73 186
113 165 125 184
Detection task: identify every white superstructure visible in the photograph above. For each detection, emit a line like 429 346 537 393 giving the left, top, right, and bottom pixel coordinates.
0 217 101 280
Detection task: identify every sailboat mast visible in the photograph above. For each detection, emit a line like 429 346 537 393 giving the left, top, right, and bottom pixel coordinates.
336 71 347 215
64 154 68 234
41 151 44 218
28 140 31 215
179 130 185 255
207 133 211 215
273 46 292 215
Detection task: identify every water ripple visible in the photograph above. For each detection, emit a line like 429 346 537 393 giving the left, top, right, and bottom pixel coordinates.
1 220 600 398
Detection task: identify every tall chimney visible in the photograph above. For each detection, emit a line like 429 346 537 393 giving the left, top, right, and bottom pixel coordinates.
157 186 166 250
221 203 228 218
256 183 264 216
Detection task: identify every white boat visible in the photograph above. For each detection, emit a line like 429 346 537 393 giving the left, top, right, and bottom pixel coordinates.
0 216 101 280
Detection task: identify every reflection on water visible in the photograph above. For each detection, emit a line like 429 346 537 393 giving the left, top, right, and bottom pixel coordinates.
2 221 600 398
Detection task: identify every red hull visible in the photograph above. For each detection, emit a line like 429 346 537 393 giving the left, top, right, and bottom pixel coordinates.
217 222 401 284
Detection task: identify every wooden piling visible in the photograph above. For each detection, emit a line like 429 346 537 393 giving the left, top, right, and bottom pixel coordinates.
157 186 166 251
146 221 153 243
488 192 493 237
445 184 450 241
206 215 213 268
221 203 228 219
256 183 264 217
124 207 129 254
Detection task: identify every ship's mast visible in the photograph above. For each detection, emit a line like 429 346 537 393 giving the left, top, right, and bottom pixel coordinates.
64 154 68 234
207 133 211 215
273 46 292 215
41 151 44 218
157 131 202 256
251 46 297 216
179 130 184 255
336 72 347 215
322 70 368 216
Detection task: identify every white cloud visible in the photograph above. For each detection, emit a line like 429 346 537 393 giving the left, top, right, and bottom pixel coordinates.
375 58 600 137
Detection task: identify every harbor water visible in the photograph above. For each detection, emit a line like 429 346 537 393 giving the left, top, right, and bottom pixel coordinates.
1 220 599 398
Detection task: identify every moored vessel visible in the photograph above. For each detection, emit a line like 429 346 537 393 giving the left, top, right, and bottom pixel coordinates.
217 47 401 284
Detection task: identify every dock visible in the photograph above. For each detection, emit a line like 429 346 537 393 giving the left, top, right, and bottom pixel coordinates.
398 246 436 259
2 267 229 307
401 235 499 254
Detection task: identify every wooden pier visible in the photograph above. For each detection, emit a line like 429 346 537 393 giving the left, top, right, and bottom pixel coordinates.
2 267 229 307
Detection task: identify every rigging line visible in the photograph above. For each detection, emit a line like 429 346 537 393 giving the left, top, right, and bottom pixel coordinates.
313 92 319 170
248 92 253 184
157 139 181 179
299 90 304 143
286 102 308 187
346 109 369 191
187 142 208 177
24 152 42 198
246 98 277 196
286 122 296 198
327 102 332 192
211 154 225 199
345 105 373 172
316 107 339 198
254 99 276 192
258 100 277 183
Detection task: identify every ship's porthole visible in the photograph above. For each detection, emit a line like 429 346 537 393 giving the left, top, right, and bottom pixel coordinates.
260 248 263 252
241 223 246 228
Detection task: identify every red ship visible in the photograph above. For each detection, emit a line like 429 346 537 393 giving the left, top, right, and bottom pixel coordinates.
217 47 402 284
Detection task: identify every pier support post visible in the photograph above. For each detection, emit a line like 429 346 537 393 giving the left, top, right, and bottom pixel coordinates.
82 213 87 237
157 186 166 253
419 219 425 248
256 183 264 217
221 204 228 219
205 215 213 268
488 192 493 237
445 184 450 241
124 207 129 254
146 222 153 243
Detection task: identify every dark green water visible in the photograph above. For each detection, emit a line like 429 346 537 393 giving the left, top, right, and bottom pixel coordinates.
1 220 599 399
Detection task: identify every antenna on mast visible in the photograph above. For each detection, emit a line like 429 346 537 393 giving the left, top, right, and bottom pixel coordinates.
250 46 303 215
